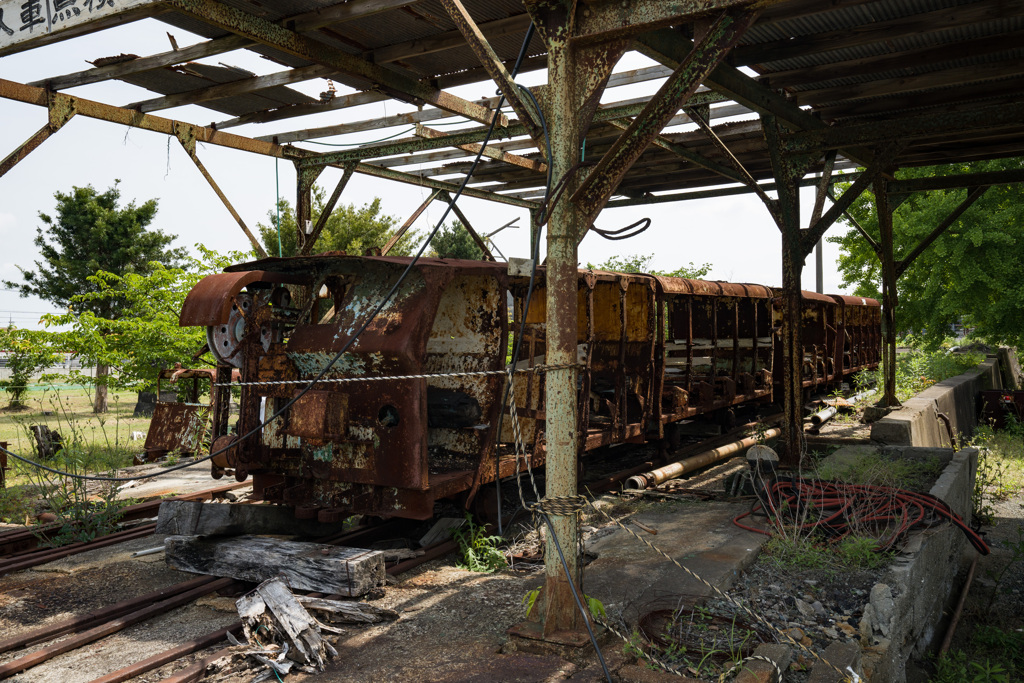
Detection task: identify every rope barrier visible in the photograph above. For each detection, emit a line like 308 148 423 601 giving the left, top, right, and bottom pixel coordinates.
210 363 581 388
502 371 853 681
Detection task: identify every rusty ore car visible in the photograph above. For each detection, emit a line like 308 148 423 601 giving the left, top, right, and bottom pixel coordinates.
179 254 880 521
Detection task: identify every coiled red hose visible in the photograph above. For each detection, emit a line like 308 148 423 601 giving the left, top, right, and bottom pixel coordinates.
734 478 989 555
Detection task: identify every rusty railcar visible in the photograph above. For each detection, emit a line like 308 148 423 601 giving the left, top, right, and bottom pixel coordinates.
179 254 879 521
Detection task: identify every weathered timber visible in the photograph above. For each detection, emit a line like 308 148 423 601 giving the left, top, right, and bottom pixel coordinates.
156 500 346 537
295 595 399 624
237 577 330 670
165 535 384 597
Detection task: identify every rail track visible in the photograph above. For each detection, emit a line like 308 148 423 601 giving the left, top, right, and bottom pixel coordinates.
0 419 779 683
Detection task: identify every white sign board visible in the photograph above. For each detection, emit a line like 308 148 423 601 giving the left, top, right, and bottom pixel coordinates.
0 0 158 53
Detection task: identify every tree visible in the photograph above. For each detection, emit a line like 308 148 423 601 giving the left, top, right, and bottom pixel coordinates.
41 246 251 397
3 183 185 412
258 188 419 257
828 158 1024 348
429 220 486 260
0 327 61 409
587 253 712 279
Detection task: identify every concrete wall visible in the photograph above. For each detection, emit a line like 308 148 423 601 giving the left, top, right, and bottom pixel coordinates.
871 355 1005 448
858 447 978 682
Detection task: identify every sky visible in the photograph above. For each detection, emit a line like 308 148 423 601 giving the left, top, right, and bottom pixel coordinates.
0 17 854 330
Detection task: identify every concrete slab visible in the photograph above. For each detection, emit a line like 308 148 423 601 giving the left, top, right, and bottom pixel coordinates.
583 500 768 623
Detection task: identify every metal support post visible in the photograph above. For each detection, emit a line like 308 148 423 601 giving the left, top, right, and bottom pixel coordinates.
0 90 76 178
173 123 268 258
301 162 356 255
295 163 323 253
874 176 900 407
539 29 584 640
380 189 441 256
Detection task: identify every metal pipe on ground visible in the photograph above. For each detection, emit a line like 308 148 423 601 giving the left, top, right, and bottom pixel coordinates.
625 428 782 491
810 405 837 428
939 554 978 657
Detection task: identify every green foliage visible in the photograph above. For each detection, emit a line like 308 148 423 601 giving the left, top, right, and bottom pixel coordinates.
934 625 1024 683
854 348 984 403
453 513 506 573
970 419 1024 525
3 182 184 317
761 534 893 572
828 158 1024 348
22 394 134 546
587 253 712 279
40 244 249 394
816 452 946 491
3 182 185 412
429 221 486 260
0 327 62 408
258 189 419 257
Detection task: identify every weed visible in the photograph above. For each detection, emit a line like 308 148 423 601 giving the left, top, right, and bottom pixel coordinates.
28 446 128 547
761 534 893 573
970 420 1024 524
816 453 945 491
934 625 1024 683
855 349 984 404
522 587 607 621
453 513 506 573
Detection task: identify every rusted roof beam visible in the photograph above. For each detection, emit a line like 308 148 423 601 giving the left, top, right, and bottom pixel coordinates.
793 59 1024 107
784 102 1024 153
29 35 252 91
215 90 389 129
439 0 543 140
416 125 546 173
173 123 268 257
436 191 496 261
887 168 1024 195
733 0 1024 67
0 78 537 211
764 30 1024 90
126 63 337 113
372 13 531 65
28 0 408 92
572 10 752 220
166 0 504 127
301 162 357 255
636 27 876 169
603 171 862 207
573 0 772 43
257 97 501 143
0 90 76 178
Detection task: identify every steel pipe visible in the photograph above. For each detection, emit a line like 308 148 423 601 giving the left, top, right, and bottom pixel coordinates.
625 428 781 490
810 405 837 427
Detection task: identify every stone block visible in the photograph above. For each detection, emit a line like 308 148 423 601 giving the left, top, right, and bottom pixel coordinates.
808 641 861 683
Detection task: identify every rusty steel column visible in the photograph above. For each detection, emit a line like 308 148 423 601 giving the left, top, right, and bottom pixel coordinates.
875 177 900 406
763 115 807 468
540 26 584 639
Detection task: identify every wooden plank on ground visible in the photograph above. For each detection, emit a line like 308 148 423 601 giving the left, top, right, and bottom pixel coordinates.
165 535 384 597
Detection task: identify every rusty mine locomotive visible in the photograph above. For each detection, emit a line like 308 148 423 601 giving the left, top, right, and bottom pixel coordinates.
179 254 881 522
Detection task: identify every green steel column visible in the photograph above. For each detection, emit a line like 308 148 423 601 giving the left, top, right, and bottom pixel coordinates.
541 26 584 637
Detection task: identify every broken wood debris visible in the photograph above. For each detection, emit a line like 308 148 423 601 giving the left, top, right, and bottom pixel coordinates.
237 577 335 672
165 535 385 596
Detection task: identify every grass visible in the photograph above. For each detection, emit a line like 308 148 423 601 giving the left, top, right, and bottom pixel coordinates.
0 384 154 524
970 418 1024 526
816 452 946 492
760 534 893 573
855 348 985 404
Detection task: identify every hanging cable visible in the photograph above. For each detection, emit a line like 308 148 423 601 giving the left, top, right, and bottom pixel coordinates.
591 217 651 241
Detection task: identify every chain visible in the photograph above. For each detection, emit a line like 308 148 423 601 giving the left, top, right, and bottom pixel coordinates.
502 368 852 683
212 363 580 388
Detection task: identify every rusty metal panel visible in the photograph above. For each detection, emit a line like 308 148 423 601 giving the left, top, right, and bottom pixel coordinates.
179 271 306 326
142 403 210 461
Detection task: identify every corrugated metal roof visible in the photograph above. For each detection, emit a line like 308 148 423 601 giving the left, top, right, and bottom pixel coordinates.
117 62 316 116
